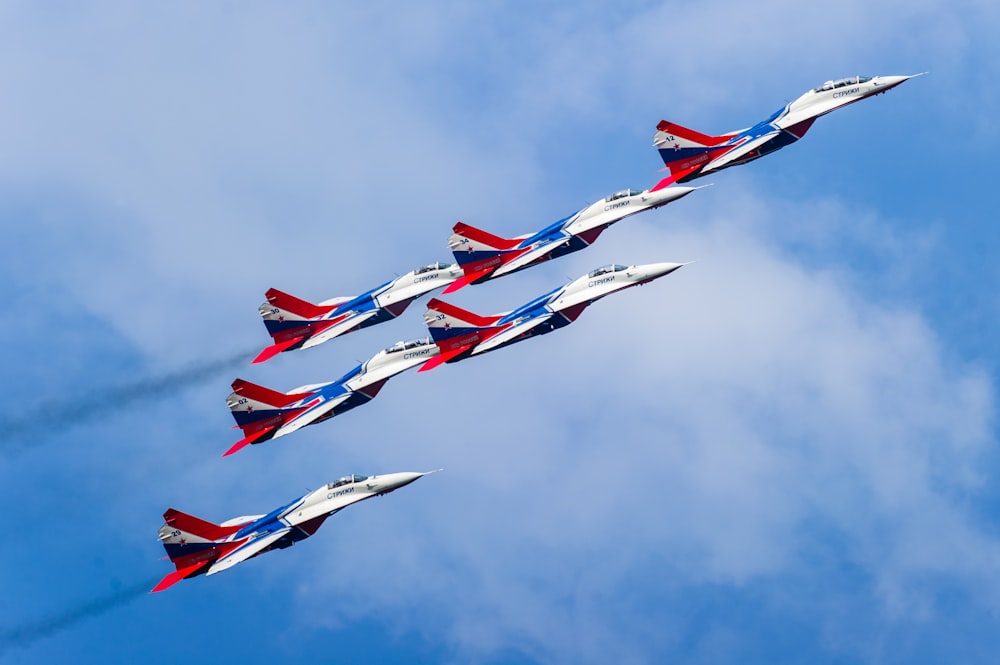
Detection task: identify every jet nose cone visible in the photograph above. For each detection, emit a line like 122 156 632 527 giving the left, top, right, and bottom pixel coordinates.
657 185 699 202
636 261 688 282
874 73 925 91
369 470 439 494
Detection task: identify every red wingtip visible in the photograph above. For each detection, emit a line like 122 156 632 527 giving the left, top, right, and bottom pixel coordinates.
442 276 470 294
653 163 704 189
444 267 495 293
418 354 448 373
223 426 275 457
222 439 253 458
252 337 304 364
418 346 468 372
151 562 208 593
649 174 678 192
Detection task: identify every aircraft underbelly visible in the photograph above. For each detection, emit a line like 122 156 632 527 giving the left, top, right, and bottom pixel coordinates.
706 131 799 172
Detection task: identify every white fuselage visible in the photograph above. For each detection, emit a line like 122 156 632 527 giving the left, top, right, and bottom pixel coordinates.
345 339 439 392
157 471 433 580
278 471 428 528
375 263 464 309
776 74 919 130
548 262 686 313
561 186 698 237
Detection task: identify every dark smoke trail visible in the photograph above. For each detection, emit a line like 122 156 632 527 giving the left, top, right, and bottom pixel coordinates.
0 577 159 657
0 348 256 451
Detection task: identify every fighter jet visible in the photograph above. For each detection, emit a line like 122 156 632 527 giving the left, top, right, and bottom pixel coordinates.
420 262 686 371
254 261 463 363
225 338 438 456
444 182 698 293
653 73 925 185
152 470 437 592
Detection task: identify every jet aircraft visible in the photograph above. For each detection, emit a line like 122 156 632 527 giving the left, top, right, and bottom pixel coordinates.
152 470 437 592
653 73 925 185
254 261 462 363
226 338 438 456
444 182 698 293
420 262 685 371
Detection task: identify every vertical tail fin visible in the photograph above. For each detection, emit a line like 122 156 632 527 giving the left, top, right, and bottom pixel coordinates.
264 288 337 319
153 509 250 592
224 379 317 456
445 223 527 292
257 288 336 348
255 289 358 363
652 120 730 182
423 298 501 342
419 298 504 371
255 288 331 363
163 508 245 543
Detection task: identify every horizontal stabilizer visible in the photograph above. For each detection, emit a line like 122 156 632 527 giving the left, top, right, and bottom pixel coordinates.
151 561 210 593
223 425 276 457
418 345 469 372
265 288 337 319
442 268 493 294
230 379 315 407
252 337 305 364
206 528 293 576
652 163 708 189
650 173 680 192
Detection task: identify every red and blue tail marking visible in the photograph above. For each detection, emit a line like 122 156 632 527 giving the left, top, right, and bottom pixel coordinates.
419 298 509 371
653 119 734 184
444 223 530 293
152 509 250 592
224 379 319 456
255 288 355 363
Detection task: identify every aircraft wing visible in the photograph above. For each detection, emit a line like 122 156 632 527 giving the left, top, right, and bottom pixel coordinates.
471 314 554 355
301 310 381 349
492 239 570 278
205 527 293 576
273 392 354 438
703 130 781 173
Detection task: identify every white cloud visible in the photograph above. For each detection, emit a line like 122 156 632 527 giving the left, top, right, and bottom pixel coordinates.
260 190 999 662
0 2 997 663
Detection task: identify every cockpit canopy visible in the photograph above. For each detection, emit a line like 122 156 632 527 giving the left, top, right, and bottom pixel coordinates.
813 76 872 92
588 264 628 278
413 261 452 274
605 189 642 202
383 338 431 354
327 474 368 490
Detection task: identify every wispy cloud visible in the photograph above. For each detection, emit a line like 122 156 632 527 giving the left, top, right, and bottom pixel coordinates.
284 195 998 663
0 578 159 657
0 349 255 455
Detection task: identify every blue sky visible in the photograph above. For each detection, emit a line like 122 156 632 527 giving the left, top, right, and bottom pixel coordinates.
1 1 998 663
